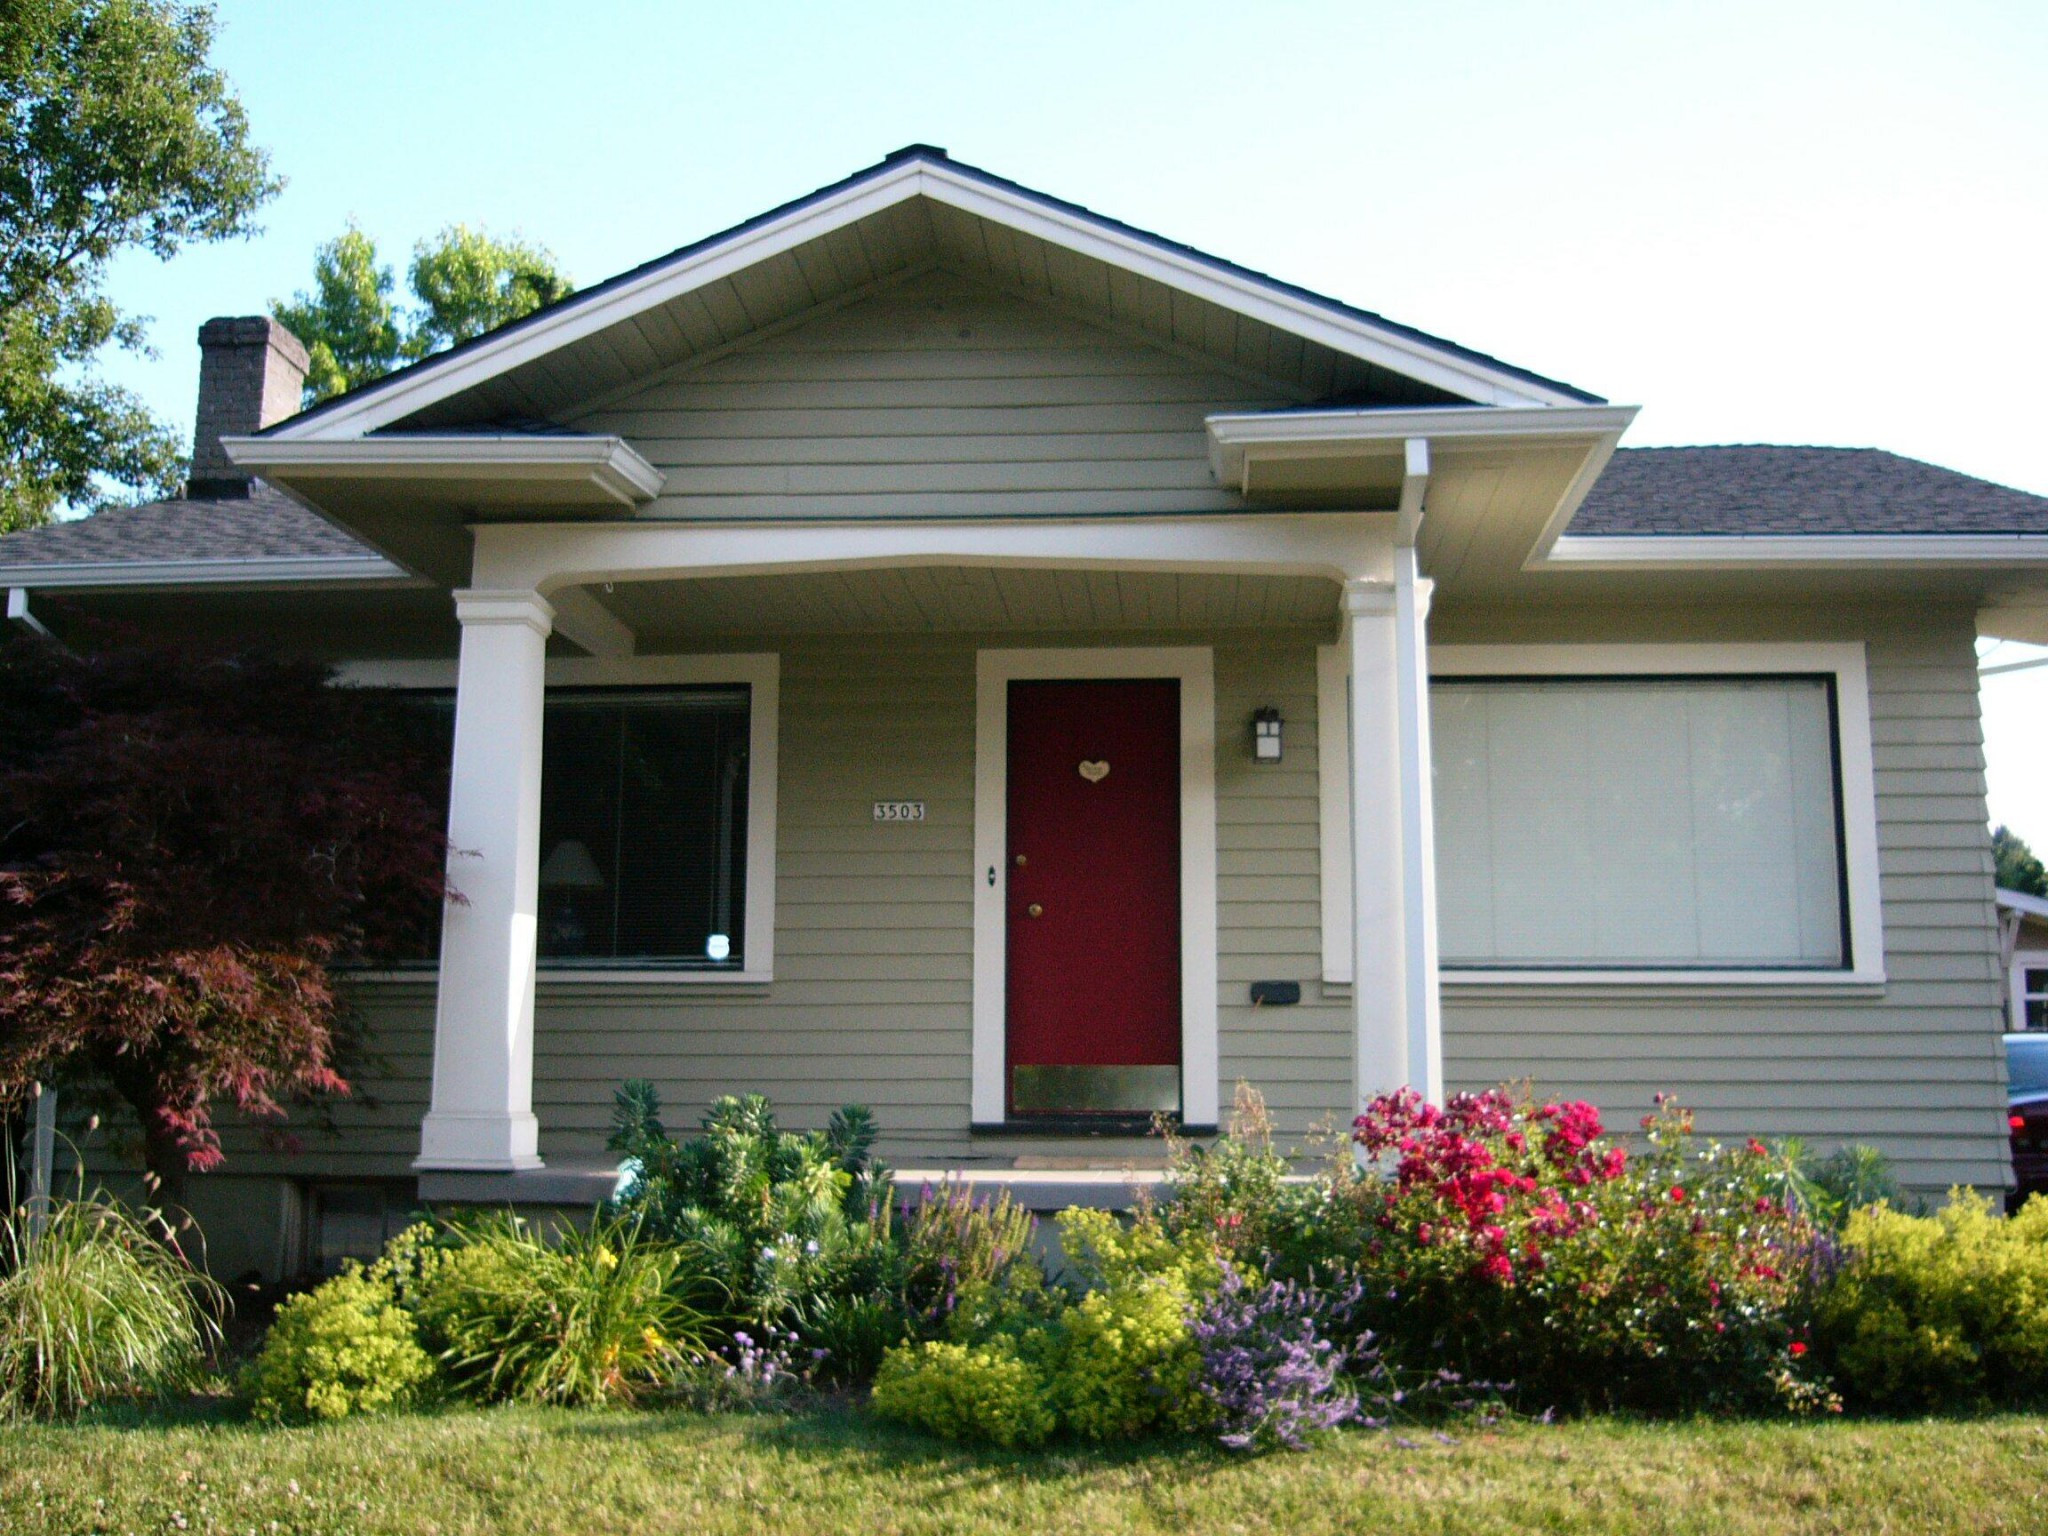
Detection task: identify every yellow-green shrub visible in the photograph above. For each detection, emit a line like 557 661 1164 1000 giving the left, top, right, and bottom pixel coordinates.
870 1338 1056 1448
1048 1272 1208 1440
1817 1192 2048 1410
245 1270 435 1422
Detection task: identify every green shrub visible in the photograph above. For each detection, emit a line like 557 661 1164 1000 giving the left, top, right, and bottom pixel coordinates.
244 1269 434 1422
0 1191 222 1419
1048 1269 1208 1440
1817 1192 2048 1411
900 1178 1048 1341
1157 1083 1303 1267
413 1211 710 1407
871 1338 1056 1448
606 1086 896 1371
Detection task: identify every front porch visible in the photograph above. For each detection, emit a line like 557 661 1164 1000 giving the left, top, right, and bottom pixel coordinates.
354 510 1444 1200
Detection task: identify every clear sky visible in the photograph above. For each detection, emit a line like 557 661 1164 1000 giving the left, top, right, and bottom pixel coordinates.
91 0 2048 844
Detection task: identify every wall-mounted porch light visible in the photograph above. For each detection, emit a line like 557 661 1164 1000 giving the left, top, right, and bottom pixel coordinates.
1252 707 1283 762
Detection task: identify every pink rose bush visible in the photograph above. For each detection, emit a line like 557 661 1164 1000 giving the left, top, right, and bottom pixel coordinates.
1326 1088 1835 1414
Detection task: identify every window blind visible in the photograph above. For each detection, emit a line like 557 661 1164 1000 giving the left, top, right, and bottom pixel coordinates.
1432 676 1845 969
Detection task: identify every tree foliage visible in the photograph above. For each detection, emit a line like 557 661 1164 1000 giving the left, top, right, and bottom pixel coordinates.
273 223 573 404
1995 825 2048 899
0 628 451 1187
0 0 277 530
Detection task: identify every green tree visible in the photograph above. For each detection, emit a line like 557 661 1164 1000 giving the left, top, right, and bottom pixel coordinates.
0 0 278 531
1994 825 2048 898
273 224 572 405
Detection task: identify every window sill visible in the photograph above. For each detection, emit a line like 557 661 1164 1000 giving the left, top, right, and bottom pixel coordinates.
343 968 773 987
1443 968 1885 1000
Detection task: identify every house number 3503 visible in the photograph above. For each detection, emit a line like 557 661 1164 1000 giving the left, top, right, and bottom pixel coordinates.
872 801 926 822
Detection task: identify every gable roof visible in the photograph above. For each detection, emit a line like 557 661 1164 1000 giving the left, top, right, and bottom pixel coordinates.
1570 447 2048 537
263 146 1601 442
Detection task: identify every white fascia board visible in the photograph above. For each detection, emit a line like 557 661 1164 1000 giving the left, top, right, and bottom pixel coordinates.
223 435 666 506
1206 404 1639 486
1543 533 2048 569
0 556 416 591
1998 888 2048 922
270 162 1591 442
914 166 1589 409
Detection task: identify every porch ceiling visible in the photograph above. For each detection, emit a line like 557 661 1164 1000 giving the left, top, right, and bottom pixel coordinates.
584 564 1341 641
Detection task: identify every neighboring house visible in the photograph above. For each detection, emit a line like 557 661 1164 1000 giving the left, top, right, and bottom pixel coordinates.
6 148 2045 1278
1998 888 2048 1031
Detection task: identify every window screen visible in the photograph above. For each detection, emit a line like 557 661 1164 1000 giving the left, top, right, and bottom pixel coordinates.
1432 676 1846 969
538 688 750 968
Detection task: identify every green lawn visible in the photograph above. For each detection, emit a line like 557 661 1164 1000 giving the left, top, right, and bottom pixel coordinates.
7 1408 2048 1536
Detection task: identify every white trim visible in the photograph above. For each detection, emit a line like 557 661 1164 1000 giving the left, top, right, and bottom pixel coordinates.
469 511 1389 592
1315 644 1352 984
1428 642 1886 987
341 651 781 984
972 647 1218 1128
6 588 52 638
222 434 665 506
1543 534 2048 569
267 159 1586 443
1205 404 1639 489
0 556 413 590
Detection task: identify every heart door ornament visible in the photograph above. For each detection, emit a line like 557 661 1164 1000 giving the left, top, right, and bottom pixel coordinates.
1077 759 1110 783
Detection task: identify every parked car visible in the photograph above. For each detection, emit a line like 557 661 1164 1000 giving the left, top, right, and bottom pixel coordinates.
2006 1033 2048 1208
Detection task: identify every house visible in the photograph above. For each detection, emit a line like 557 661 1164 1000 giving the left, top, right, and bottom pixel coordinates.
6 147 2045 1278
1998 889 2048 1032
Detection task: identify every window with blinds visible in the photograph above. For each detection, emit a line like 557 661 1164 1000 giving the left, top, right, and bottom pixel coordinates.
537 688 751 968
1432 676 1847 970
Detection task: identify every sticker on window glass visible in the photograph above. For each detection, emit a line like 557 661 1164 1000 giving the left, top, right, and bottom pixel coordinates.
705 934 731 962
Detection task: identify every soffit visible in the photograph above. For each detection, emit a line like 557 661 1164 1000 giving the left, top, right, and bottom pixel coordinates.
589 565 1341 640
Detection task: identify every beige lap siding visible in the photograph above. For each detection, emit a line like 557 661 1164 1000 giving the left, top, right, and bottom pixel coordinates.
1433 599 2010 1196
570 267 1291 522
251 633 1343 1176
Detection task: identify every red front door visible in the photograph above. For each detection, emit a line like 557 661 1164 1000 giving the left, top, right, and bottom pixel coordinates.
1005 679 1181 1118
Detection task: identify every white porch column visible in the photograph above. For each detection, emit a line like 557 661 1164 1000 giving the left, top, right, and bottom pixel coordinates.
1346 577 1407 1103
1345 554 1443 1110
1393 549 1442 1101
416 588 553 1171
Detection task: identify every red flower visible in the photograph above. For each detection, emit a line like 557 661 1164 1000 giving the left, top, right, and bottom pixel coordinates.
1789 1341 1808 1358
1668 1185 1688 1204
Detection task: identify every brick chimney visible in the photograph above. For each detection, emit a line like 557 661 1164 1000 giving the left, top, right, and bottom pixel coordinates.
186 316 309 498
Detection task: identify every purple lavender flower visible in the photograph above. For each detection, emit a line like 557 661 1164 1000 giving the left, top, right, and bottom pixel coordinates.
1190 1262 1368 1452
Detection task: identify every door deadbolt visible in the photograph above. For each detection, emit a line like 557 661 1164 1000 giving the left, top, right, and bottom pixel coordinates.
1015 854 1027 866
1027 903 1044 918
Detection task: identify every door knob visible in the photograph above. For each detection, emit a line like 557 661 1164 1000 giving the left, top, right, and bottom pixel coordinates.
1027 903 1044 918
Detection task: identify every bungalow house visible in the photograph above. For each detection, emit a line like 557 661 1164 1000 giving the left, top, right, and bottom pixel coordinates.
6 147 2046 1278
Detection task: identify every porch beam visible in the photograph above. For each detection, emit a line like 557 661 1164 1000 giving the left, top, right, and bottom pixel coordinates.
466 512 1393 594
547 584 635 659
416 588 552 1173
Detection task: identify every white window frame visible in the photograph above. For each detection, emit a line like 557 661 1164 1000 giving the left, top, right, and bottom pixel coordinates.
1317 642 1885 987
2012 952 2048 1032
972 647 1218 1129
336 653 779 985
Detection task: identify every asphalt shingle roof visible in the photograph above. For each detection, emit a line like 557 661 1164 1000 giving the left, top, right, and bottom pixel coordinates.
1570 446 2048 537
0 482 374 569
5 445 2045 579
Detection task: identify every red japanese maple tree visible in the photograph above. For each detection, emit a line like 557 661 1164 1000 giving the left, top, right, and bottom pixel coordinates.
0 628 451 1195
